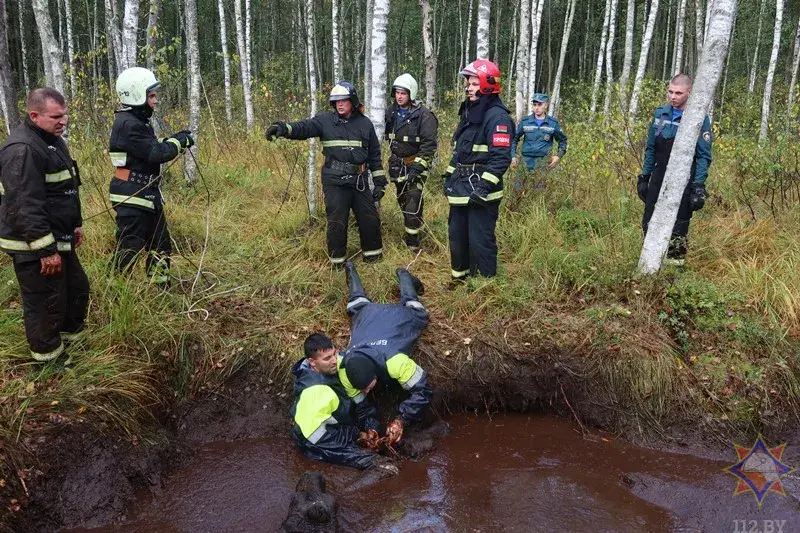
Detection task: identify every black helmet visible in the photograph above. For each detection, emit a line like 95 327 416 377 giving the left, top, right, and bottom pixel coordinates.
329 81 361 109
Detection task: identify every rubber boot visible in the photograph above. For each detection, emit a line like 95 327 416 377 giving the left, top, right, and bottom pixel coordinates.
345 261 370 314
396 268 425 306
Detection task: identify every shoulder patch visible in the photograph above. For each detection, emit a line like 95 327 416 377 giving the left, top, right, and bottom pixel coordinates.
702 131 711 142
496 124 508 133
492 133 511 147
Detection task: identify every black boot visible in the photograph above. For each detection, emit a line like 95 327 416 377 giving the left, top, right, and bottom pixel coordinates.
396 268 424 305
344 261 369 303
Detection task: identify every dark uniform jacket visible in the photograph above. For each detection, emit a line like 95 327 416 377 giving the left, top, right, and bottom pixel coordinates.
108 108 181 212
338 302 431 425
285 110 387 188
383 102 438 182
643 104 712 186
290 357 377 470
444 95 515 205
512 114 568 158
0 118 81 260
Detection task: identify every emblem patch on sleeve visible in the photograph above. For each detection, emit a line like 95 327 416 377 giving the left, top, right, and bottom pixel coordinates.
702 131 711 142
492 133 511 147
496 125 508 133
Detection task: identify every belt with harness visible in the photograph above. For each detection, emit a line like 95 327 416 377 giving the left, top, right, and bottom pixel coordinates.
114 168 160 187
324 159 367 176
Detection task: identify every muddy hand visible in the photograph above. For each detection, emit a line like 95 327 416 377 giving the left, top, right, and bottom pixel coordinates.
386 418 404 446
357 429 382 450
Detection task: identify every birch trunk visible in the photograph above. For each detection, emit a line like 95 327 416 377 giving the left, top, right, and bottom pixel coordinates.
618 0 635 110
244 0 252 82
475 0 491 60
788 16 800 120
332 0 341 81
146 0 162 70
217 0 232 123
694 0 704 63
465 0 474 66
63 0 76 100
364 0 373 108
590 0 612 116
748 0 767 94
233 0 253 129
32 0 66 95
638 0 735 274
526 0 545 115
184 0 199 181
629 0 660 121
759 0 783 143
18 0 30 93
105 0 123 75
420 0 436 107
672 0 687 74
369 0 389 138
602 0 620 117
121 0 139 70
662 0 672 80
306 0 318 214
550 0 577 115
0 0 19 132
514 0 531 121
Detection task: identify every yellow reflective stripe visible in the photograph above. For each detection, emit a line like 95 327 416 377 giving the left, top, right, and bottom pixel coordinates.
447 196 469 205
399 136 421 142
31 342 65 362
480 172 499 185
321 140 363 148
109 151 127 167
109 193 155 210
404 227 420 235
372 170 386 178
57 242 72 252
414 157 429 169
294 384 340 441
338 357 362 398
445 165 455 174
387 133 396 140
486 190 504 201
363 248 383 257
386 353 421 388
286 124 293 135
472 144 489 152
165 138 182 152
330 256 346 264
451 269 469 278
45 170 72 183
0 233 56 251
0 181 4 194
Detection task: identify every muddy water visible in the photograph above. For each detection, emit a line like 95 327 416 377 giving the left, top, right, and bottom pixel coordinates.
76 414 800 532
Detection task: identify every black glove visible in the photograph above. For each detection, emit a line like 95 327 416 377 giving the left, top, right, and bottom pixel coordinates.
689 183 706 211
442 169 453 195
372 186 385 202
405 166 422 186
171 130 194 149
265 121 288 141
637 173 650 202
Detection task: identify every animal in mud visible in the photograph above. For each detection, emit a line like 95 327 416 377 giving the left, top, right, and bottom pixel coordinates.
279 471 337 533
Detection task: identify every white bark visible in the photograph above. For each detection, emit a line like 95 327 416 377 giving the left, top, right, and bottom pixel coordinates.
759 0 783 143
105 0 123 75
184 0 200 181
244 0 252 81
694 0 704 63
420 0 436 107
63 0 76 100
618 0 635 110
0 0 19 132
306 0 318 214
233 0 253 129
32 0 66 95
629 0 660 121
662 0 672 79
369 0 389 138
18 0 30 92
364 0 373 108
121 0 139 70
332 0 341 82
514 0 531 121
146 0 161 70
603 0 620 117
475 0 491 59
464 0 474 66
217 0 232 123
638 0 735 274
550 0 577 115
788 16 800 120
590 0 612 115
672 0 687 74
748 0 767 94
526 0 545 114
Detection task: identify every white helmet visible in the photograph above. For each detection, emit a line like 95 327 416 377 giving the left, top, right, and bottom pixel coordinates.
392 73 418 101
116 67 159 106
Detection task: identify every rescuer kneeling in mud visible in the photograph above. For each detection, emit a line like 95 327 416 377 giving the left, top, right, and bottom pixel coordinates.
339 262 432 447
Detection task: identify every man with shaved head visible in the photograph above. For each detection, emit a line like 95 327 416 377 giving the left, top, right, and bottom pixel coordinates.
637 74 712 267
0 88 89 363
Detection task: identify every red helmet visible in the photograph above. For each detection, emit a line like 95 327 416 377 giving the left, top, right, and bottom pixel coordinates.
460 59 501 95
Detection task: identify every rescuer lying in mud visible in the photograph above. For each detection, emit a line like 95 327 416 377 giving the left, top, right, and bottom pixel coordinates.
289 263 431 469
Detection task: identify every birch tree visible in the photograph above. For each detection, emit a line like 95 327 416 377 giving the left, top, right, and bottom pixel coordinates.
550 0 577 115
514 0 531 121
244 0 252 82
629 0 660 121
146 0 162 70
32 0 66 95
63 0 76 100
0 0 19 132
306 0 318 214
638 0 736 274
332 0 341 82
788 15 800 121
602 0 620 117
590 0 612 116
121 0 139 71
369 0 389 138
618 0 636 110
464 0 474 67
748 0 767 94
184 0 200 181
105 0 123 75
233 0 253 129
475 0 492 60
18 0 30 93
527 0 545 114
420 0 436 107
672 0 688 75
364 0 373 109
759 0 783 143
217 0 232 123
694 0 705 63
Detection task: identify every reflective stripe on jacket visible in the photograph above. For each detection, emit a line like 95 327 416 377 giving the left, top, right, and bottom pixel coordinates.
512 115 568 158
642 104 712 185
384 102 438 181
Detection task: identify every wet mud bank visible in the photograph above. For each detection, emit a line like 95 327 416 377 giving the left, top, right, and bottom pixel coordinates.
4 350 799 532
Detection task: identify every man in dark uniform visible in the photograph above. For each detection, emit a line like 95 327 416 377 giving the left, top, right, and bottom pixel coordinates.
266 82 387 265
638 74 712 267
384 73 438 251
0 88 89 362
339 262 431 446
109 67 194 285
443 60 515 281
